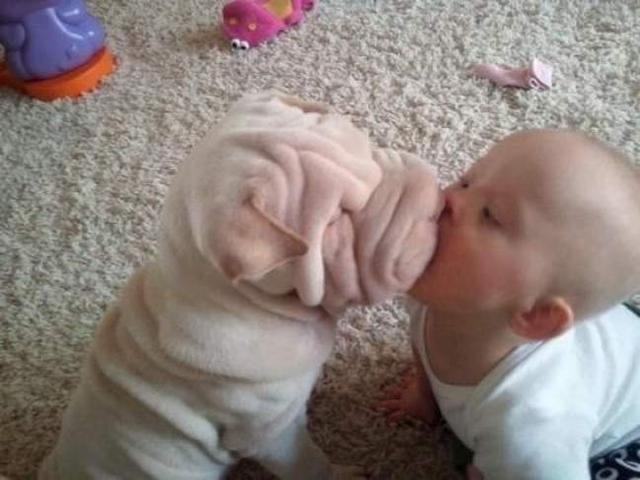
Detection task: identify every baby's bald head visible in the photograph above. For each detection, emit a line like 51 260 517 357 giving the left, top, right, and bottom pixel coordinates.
491 130 640 319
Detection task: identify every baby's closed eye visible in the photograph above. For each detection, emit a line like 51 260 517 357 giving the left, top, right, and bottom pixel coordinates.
481 206 501 227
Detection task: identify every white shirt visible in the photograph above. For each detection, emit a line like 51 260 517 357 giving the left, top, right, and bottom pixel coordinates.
408 301 640 480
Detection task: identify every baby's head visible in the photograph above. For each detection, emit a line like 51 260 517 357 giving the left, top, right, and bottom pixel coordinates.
412 129 640 340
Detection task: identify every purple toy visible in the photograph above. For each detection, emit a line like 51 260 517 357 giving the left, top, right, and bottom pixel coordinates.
0 0 106 81
222 0 315 50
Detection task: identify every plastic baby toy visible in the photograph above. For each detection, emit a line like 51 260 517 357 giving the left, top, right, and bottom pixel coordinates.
472 58 553 91
222 0 316 50
0 0 116 101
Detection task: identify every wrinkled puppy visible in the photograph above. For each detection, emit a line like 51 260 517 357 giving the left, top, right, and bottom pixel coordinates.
39 93 441 480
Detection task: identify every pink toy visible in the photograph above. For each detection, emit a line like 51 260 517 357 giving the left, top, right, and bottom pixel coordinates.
222 0 315 50
472 58 553 91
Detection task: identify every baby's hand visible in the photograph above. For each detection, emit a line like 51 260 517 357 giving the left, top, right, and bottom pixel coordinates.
466 465 484 480
330 464 367 479
378 368 440 425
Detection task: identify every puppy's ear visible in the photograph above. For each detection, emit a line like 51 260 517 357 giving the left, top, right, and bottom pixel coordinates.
215 195 308 283
276 94 330 114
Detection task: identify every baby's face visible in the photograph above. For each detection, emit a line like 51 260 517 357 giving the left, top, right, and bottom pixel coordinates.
411 131 601 314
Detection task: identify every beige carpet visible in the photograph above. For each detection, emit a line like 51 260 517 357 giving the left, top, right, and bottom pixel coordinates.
1 1 639 478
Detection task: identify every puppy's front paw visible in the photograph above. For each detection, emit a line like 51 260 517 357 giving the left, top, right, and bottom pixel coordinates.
330 464 367 479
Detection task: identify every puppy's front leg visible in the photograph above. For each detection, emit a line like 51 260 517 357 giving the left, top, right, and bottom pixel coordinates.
252 415 364 480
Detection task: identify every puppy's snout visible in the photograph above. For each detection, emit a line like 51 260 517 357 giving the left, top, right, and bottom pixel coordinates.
430 191 446 222
440 187 462 222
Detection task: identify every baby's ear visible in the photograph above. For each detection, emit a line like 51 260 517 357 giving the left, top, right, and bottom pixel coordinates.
214 195 309 283
509 297 574 340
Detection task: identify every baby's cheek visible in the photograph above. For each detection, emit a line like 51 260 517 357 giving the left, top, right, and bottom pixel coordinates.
474 256 529 306
458 251 510 293
468 267 503 299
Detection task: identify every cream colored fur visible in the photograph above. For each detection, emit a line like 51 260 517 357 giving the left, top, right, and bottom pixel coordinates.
38 93 440 479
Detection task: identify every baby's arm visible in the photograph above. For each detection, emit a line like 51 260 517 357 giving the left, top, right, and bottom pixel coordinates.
380 343 440 425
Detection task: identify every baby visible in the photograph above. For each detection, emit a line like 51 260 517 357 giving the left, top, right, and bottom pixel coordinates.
382 130 640 479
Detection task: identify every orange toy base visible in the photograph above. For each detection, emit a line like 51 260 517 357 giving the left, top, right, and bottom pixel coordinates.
0 48 116 101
